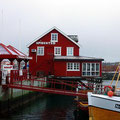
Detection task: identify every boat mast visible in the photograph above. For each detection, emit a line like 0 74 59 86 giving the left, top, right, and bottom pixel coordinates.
110 63 120 91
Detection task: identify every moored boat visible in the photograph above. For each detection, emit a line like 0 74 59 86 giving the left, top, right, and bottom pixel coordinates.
74 90 92 112
79 101 88 112
88 92 120 120
88 64 120 120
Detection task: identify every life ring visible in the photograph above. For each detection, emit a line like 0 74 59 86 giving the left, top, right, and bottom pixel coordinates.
104 86 112 93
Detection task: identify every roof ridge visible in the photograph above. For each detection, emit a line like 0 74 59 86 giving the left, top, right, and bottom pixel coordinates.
27 27 81 48
0 43 13 55
7 45 27 57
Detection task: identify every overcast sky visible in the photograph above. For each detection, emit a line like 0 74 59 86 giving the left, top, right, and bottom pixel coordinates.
0 0 120 62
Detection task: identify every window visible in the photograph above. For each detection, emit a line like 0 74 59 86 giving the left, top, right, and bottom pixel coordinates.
67 63 80 71
82 63 100 76
51 33 58 42
54 47 61 56
37 47 44 56
67 47 74 56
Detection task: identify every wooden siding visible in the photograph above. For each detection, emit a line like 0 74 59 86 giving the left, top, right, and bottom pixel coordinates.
29 29 79 76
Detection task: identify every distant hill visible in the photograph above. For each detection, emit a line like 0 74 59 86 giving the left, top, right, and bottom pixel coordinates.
102 62 119 72
102 62 119 80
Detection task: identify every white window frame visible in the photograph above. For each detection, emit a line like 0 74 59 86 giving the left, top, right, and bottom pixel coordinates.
51 33 58 42
67 62 80 71
54 47 61 56
82 63 100 76
37 46 44 56
67 47 74 56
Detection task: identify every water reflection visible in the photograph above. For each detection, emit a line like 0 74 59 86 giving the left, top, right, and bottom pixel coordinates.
3 94 79 120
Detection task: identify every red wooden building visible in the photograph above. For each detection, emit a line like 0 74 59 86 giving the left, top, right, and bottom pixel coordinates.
0 43 32 85
0 43 31 70
28 27 104 79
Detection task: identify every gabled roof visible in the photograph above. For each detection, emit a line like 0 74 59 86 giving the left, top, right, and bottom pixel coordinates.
0 43 18 56
0 43 32 60
7 45 27 57
27 27 81 48
7 45 32 60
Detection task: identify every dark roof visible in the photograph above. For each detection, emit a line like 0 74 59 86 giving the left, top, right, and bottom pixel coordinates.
67 35 78 43
54 56 104 61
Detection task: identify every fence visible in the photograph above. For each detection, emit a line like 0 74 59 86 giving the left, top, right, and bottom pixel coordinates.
10 70 27 84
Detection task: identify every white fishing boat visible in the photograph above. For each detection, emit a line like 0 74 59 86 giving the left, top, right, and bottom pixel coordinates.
88 64 120 120
88 92 120 120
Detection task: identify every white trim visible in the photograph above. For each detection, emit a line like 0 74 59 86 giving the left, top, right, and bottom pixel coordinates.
27 26 81 48
67 47 74 56
88 92 120 113
54 56 104 60
51 33 58 42
67 62 80 71
54 47 61 56
37 46 44 56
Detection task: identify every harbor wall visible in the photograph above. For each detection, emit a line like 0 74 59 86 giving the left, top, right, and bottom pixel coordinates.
102 72 117 80
0 78 47 115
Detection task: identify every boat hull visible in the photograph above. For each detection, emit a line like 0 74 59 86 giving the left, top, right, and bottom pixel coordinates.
89 106 120 120
88 92 120 120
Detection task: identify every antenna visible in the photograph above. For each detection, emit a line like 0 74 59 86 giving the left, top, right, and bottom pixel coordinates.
1 9 4 43
19 19 21 51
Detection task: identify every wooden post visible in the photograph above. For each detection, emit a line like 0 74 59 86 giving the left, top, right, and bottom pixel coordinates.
25 60 29 79
0 60 1 71
25 60 28 79
0 59 2 85
10 70 13 84
0 71 2 85
18 60 21 70
76 81 79 100
25 61 27 70
10 59 14 66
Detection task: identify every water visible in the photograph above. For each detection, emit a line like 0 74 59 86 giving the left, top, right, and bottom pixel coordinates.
1 94 88 120
2 80 118 120
103 80 120 86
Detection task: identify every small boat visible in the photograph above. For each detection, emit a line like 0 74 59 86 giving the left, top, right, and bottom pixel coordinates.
74 90 92 112
79 101 88 112
88 64 120 120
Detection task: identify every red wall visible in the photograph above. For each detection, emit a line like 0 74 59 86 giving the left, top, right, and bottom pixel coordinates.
29 28 103 78
54 61 81 77
54 61 102 77
29 29 79 76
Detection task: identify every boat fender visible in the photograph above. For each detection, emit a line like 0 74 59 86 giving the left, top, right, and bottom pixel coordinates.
107 91 113 97
104 86 112 94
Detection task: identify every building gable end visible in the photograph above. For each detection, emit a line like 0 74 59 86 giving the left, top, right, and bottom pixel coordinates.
27 27 81 48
